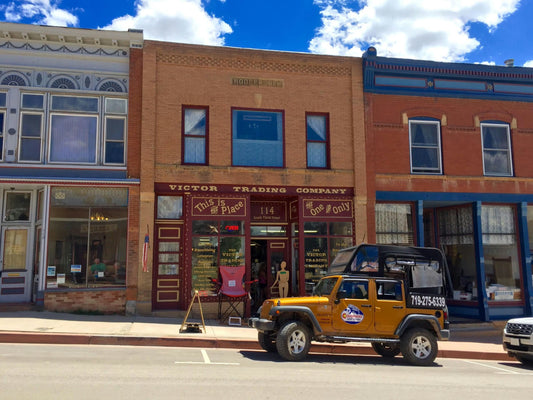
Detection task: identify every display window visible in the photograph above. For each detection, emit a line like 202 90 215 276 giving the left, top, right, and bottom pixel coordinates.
46 187 128 289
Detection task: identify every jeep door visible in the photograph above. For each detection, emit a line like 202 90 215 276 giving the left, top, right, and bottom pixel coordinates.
374 279 406 333
331 278 373 333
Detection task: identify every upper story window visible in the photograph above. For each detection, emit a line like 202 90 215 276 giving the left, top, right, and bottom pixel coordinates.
182 106 208 165
104 98 127 164
19 93 45 162
306 113 329 169
5 91 127 166
232 109 283 167
409 119 442 174
481 122 512 176
0 92 5 161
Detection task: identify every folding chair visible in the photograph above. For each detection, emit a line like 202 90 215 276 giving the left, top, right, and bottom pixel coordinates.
217 265 256 323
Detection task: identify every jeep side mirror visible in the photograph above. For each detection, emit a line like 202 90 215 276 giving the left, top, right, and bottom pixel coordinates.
337 289 348 300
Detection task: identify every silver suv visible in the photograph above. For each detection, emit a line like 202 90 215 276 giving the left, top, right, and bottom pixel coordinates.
503 317 533 366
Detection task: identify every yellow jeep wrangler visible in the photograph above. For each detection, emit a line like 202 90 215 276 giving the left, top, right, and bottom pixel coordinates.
249 244 450 366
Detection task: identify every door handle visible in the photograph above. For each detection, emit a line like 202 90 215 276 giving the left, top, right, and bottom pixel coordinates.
361 304 372 308
393 306 404 309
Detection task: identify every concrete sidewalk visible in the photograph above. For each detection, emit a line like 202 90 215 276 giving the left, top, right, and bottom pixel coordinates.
0 311 512 362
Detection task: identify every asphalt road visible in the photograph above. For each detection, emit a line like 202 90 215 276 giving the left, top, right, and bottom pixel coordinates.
0 343 531 400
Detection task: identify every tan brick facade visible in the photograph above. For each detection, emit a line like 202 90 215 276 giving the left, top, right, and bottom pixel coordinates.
136 41 367 314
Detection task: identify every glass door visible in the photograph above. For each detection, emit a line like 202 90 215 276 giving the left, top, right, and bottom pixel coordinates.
0 227 31 302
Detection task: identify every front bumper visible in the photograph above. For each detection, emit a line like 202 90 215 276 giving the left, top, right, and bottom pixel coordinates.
502 335 533 358
248 317 275 331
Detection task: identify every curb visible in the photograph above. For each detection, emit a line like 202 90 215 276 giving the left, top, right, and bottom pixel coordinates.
0 331 512 362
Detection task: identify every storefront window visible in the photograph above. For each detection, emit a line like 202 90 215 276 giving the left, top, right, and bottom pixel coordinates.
482 205 521 302
46 187 128 289
304 221 353 294
191 220 245 294
438 206 477 301
375 203 414 245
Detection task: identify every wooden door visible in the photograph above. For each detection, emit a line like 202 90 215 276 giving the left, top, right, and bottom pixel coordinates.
152 223 184 310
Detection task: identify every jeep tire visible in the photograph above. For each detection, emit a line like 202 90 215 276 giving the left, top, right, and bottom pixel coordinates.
258 331 277 353
400 328 438 366
276 321 311 361
372 342 401 358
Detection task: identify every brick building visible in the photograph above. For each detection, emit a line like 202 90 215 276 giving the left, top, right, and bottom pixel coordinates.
0 22 143 314
363 47 533 320
135 41 366 316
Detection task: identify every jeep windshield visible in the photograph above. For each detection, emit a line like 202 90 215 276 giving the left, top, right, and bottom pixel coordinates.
313 277 338 296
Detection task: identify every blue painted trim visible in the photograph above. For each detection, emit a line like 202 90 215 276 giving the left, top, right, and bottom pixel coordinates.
363 53 533 102
376 191 533 203
416 200 424 247
518 203 533 316
473 202 489 321
0 167 129 180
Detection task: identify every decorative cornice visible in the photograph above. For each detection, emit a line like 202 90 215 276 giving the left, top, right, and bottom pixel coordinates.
156 53 352 77
0 40 129 57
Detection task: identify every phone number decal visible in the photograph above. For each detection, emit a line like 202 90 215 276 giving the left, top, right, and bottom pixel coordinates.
409 294 446 309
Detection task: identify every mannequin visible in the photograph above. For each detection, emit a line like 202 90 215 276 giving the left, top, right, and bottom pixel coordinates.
272 260 289 297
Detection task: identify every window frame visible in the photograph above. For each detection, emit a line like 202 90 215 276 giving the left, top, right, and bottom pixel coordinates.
47 112 99 165
0 108 4 162
231 107 285 168
480 122 513 177
18 111 44 163
182 105 209 165
306 112 330 169
409 119 443 174
103 115 126 165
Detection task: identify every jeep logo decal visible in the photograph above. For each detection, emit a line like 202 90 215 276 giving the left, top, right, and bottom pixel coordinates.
341 304 364 324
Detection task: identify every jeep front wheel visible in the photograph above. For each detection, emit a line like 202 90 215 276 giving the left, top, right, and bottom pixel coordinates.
372 342 401 358
276 321 311 361
400 328 438 366
258 331 277 353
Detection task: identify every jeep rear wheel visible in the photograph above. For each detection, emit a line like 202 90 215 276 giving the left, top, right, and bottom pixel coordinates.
258 331 277 353
372 342 401 358
400 328 438 366
276 321 311 361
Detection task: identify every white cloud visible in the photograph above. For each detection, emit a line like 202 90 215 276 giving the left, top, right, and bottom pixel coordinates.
102 0 232 46
2 0 78 27
523 60 533 68
310 0 521 62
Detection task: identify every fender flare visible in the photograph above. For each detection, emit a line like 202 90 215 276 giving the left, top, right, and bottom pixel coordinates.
269 306 323 334
395 314 444 339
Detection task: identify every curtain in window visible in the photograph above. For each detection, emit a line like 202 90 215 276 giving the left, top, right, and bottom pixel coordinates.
50 115 97 163
307 115 326 141
482 124 511 175
375 203 414 245
184 109 206 136
482 205 515 245
438 207 474 245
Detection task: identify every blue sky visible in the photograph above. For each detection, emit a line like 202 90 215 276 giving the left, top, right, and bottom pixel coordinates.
1 0 532 67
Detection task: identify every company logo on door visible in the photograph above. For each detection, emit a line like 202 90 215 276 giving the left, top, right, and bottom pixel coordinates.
192 197 247 217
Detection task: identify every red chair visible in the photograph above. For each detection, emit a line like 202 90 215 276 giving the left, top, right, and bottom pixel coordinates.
217 265 256 323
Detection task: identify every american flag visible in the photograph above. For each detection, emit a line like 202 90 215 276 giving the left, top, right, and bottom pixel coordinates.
142 231 149 273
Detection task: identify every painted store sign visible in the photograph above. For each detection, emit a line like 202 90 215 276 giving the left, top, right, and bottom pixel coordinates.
191 197 247 217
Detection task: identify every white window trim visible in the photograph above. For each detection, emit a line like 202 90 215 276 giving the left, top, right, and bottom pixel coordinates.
103 115 127 166
18 111 44 163
480 122 513 177
47 112 99 165
408 119 442 174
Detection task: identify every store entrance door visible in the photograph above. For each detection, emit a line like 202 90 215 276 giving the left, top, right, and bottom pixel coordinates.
0 227 32 303
251 239 288 312
152 223 185 310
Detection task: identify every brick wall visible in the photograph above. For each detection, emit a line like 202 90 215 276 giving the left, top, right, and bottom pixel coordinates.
44 290 126 314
